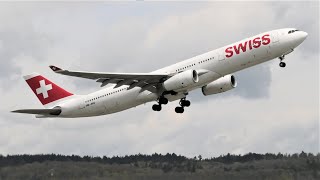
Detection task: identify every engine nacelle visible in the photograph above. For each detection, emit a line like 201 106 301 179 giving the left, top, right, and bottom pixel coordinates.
202 75 237 95
163 70 199 91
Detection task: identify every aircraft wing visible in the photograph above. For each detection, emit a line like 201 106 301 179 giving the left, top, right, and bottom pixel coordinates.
49 65 170 93
11 108 61 115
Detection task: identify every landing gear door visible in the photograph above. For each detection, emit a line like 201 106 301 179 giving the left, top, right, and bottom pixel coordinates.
272 31 279 43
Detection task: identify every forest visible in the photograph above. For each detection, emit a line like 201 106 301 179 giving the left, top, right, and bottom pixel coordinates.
0 152 319 179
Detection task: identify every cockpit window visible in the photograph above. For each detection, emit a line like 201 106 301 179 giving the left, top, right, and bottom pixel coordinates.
288 29 299 34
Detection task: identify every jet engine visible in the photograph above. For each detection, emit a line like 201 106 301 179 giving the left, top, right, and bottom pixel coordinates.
202 74 237 95
163 70 199 91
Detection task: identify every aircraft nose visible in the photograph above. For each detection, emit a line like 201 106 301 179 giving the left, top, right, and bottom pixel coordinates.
292 31 308 47
301 31 308 40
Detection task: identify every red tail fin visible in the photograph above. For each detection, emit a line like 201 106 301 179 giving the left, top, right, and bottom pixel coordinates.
23 73 73 105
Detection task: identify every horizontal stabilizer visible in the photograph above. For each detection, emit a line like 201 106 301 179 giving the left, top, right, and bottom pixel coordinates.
11 108 61 115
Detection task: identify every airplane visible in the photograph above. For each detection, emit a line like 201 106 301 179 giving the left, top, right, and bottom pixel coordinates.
12 28 308 118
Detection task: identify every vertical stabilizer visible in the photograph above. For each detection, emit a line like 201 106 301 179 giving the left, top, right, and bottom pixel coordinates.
23 73 74 107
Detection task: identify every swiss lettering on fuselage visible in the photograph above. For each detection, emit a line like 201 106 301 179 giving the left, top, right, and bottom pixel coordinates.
225 34 271 58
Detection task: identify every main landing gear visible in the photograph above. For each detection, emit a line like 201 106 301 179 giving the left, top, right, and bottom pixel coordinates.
152 95 191 114
279 55 286 68
175 98 191 114
152 96 168 112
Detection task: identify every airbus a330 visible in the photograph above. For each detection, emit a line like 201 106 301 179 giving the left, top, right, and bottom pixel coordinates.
12 28 308 118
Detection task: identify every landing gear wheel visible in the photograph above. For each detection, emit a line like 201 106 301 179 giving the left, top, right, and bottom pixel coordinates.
279 62 286 68
152 104 162 111
159 97 168 105
175 107 184 113
181 100 190 107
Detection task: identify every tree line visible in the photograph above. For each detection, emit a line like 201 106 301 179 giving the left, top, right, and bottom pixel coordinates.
0 152 319 179
0 151 318 167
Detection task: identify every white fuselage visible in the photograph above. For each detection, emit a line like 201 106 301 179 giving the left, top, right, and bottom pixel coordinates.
52 28 307 118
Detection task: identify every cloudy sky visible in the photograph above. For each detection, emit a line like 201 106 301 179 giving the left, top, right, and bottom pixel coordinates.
0 1 318 158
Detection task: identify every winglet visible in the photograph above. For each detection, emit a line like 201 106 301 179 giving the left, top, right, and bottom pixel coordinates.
49 65 63 72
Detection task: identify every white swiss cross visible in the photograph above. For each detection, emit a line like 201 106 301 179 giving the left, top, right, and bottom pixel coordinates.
36 80 52 99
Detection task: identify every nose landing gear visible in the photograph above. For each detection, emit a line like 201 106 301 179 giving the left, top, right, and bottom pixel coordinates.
279 55 286 68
